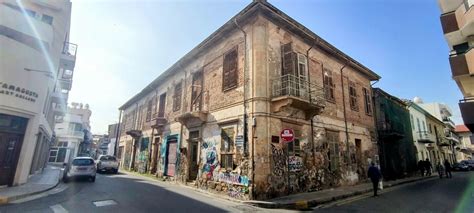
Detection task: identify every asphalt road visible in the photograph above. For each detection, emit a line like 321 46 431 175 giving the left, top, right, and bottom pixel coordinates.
314 171 474 213
0 172 292 213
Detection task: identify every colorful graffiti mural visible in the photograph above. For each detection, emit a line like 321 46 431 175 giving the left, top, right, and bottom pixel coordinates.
201 141 219 180
217 172 249 186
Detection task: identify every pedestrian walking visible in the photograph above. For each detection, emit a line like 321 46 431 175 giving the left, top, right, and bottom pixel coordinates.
436 162 444 179
418 160 425 177
444 160 452 179
368 162 382 197
425 158 432 176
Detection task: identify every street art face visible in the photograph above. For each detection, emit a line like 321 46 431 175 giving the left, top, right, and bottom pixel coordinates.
202 141 219 180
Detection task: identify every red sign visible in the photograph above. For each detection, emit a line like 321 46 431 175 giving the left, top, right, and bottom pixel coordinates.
280 129 294 143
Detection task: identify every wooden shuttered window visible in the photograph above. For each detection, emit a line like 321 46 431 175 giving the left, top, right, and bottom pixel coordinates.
222 47 238 91
146 99 153 122
173 82 182 112
281 42 297 76
324 69 335 102
349 81 358 111
363 87 373 116
220 127 235 170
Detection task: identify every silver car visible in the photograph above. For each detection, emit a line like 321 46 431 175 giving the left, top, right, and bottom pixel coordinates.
96 155 119 174
63 157 96 182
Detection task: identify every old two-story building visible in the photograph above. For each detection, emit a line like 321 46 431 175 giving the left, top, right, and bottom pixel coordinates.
117 0 380 200
373 88 417 180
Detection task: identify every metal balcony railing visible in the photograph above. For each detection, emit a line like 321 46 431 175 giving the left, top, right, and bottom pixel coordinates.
417 131 436 143
272 74 325 107
62 42 78 57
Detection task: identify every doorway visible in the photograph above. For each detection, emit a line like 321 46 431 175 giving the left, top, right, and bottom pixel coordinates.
188 130 200 181
165 136 178 177
0 114 28 186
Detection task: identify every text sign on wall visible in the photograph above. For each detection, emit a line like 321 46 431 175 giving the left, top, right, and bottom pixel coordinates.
0 82 38 103
280 128 294 143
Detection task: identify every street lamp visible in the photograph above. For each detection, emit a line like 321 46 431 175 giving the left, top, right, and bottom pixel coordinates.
24 68 54 78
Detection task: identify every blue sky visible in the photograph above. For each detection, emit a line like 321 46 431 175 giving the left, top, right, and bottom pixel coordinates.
69 0 462 134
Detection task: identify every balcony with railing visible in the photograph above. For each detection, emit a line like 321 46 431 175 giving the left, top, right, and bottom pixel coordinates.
441 0 474 45
176 90 209 127
459 98 474 132
271 74 325 120
60 42 78 69
377 121 405 139
417 131 436 144
449 48 474 78
52 103 66 116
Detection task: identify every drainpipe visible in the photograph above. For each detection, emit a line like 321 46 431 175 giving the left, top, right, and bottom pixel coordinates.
130 103 139 171
114 110 122 157
305 44 316 165
340 63 350 170
234 17 251 197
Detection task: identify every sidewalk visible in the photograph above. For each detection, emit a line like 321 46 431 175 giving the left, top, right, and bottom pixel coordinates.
244 175 436 210
0 165 62 205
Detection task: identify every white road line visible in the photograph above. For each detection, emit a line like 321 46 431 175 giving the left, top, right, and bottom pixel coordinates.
50 204 68 213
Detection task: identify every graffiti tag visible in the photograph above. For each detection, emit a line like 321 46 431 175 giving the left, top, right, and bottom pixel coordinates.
288 156 303 172
271 144 285 177
218 172 249 186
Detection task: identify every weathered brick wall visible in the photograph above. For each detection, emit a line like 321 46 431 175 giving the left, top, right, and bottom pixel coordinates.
251 17 378 200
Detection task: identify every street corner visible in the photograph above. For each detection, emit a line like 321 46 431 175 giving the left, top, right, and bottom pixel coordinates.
294 200 308 210
0 196 9 205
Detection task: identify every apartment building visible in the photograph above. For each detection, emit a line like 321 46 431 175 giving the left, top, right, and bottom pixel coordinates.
117 0 380 200
49 104 91 165
455 124 474 160
0 0 77 186
439 0 474 132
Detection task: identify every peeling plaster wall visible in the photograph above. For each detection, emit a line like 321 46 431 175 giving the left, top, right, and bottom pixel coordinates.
251 17 378 200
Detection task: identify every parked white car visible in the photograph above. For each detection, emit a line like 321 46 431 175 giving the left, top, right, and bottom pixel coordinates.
63 157 96 183
96 155 119 174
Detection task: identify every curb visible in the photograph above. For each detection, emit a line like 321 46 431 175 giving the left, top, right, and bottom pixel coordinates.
120 170 246 204
0 169 62 205
245 175 436 210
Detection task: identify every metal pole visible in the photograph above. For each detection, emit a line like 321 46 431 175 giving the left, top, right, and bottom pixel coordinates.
287 141 291 195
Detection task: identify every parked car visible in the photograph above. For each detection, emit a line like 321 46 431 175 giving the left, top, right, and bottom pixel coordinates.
96 155 119 174
453 162 470 171
460 160 474 170
63 157 96 183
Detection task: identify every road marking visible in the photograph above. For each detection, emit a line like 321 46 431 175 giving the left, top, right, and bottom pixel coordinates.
50 204 68 213
93 199 118 207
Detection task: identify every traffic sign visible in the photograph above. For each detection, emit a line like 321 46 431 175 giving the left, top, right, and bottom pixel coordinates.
280 129 294 143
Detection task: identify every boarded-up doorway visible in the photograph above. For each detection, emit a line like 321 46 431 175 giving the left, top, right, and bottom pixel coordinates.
165 136 178 177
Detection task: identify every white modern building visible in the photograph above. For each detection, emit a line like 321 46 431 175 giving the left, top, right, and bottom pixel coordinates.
455 125 474 160
49 103 91 164
0 0 76 186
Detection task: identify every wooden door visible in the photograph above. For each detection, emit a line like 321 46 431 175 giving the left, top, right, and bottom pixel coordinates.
166 138 178 177
0 133 24 186
188 130 200 180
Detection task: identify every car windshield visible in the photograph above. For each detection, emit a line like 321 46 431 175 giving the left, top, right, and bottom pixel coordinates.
72 159 94 166
99 156 116 161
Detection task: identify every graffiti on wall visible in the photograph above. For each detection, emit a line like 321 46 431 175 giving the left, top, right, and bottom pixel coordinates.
271 144 286 177
217 172 249 186
201 140 219 180
288 156 303 172
228 186 248 199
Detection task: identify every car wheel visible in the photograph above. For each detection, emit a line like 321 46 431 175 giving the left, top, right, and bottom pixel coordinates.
113 169 118 174
91 176 96 182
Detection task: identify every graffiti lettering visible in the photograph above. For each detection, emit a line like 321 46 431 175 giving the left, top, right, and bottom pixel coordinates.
271 144 285 177
288 156 303 172
218 172 249 186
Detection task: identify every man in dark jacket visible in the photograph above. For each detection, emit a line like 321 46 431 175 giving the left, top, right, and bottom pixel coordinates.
418 160 425 177
444 160 452 178
425 158 433 176
368 162 382 197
